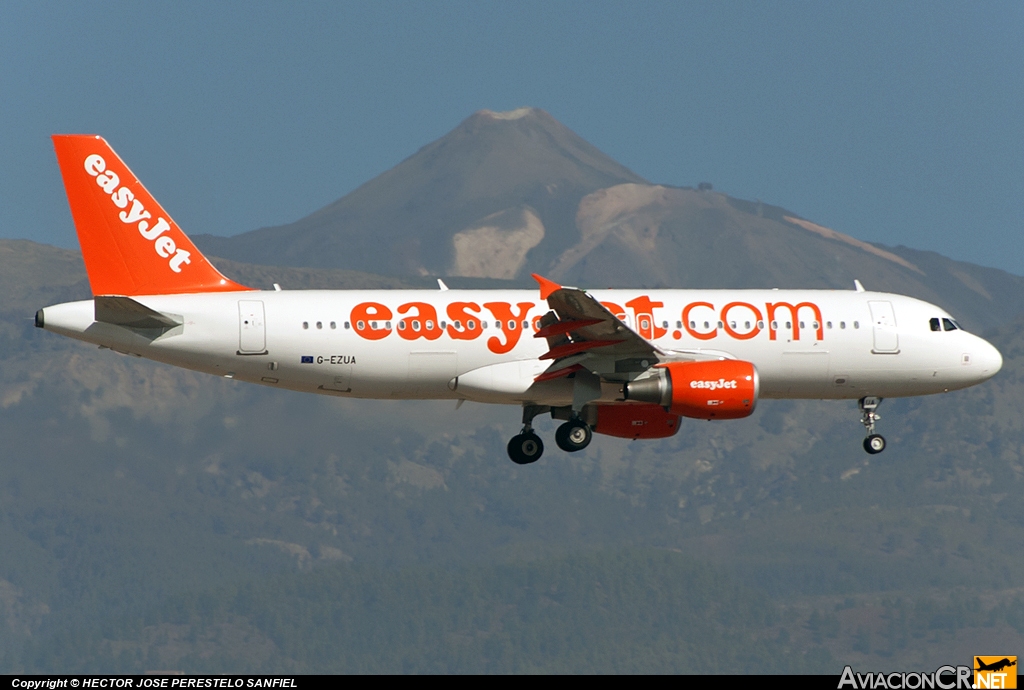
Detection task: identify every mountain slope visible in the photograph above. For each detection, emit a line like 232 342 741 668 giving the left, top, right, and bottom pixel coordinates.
195 107 646 277
193 109 1024 332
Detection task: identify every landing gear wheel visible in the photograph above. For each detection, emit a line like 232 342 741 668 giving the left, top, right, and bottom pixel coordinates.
863 434 886 455
858 397 886 455
508 432 544 464
555 420 593 453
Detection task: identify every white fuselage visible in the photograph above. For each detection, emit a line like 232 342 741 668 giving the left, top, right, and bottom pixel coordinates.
40 288 1003 407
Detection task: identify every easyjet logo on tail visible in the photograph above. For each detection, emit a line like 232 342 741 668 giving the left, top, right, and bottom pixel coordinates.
83 154 192 273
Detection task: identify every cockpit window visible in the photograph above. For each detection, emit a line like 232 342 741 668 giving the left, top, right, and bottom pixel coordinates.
930 318 941 332
942 318 958 332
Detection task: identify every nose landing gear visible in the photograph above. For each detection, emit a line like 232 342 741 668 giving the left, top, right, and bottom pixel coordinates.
859 396 886 454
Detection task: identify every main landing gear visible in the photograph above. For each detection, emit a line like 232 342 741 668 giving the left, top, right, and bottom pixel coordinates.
507 431 544 465
507 405 593 464
859 396 886 455
555 419 593 453
508 404 547 465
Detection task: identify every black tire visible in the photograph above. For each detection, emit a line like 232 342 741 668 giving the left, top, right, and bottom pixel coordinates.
508 432 544 464
555 421 593 452
863 434 886 455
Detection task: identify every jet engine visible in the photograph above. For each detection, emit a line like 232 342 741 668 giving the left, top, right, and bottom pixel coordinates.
623 360 759 420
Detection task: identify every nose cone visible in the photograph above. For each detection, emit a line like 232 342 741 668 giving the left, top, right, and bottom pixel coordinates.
975 337 1003 381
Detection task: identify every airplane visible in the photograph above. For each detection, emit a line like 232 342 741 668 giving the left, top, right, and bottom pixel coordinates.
975 658 1017 673
36 135 1003 464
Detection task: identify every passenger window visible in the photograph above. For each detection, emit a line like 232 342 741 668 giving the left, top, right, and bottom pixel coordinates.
330 321 336 329
302 321 309 330
930 318 941 332
771 321 778 330
454 320 462 330
344 322 350 329
662 321 669 329
942 318 958 331
826 321 833 329
676 321 683 329
854 321 860 329
413 320 421 331
840 322 846 329
386 321 392 329
799 321 805 329
812 321 819 330
440 321 446 329
467 320 476 330
398 320 407 330
786 321 792 329
356 320 365 330
426 320 434 330
507 320 516 330
522 321 529 330
757 321 764 329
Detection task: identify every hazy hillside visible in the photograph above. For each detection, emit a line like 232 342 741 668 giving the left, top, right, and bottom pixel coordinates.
3 239 1024 671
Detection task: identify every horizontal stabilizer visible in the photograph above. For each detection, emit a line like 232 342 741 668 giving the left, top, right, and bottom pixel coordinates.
94 295 182 329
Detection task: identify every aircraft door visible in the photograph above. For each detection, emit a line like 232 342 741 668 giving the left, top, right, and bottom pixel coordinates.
868 300 899 353
238 300 267 353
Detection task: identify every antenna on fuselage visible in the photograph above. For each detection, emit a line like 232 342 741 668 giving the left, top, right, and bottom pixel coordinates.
854 280 865 292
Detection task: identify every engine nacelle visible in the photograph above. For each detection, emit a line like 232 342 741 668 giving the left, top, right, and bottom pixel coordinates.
593 404 682 439
623 360 759 420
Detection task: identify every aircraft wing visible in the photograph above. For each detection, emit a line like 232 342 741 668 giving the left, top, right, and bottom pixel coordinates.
530 274 733 383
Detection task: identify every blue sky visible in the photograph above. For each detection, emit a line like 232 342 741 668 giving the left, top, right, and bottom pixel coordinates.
2 1 1022 274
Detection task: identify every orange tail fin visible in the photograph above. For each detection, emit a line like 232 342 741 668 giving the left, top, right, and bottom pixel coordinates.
52 135 251 296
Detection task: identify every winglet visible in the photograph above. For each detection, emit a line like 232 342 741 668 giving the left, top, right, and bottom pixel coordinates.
531 273 562 300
